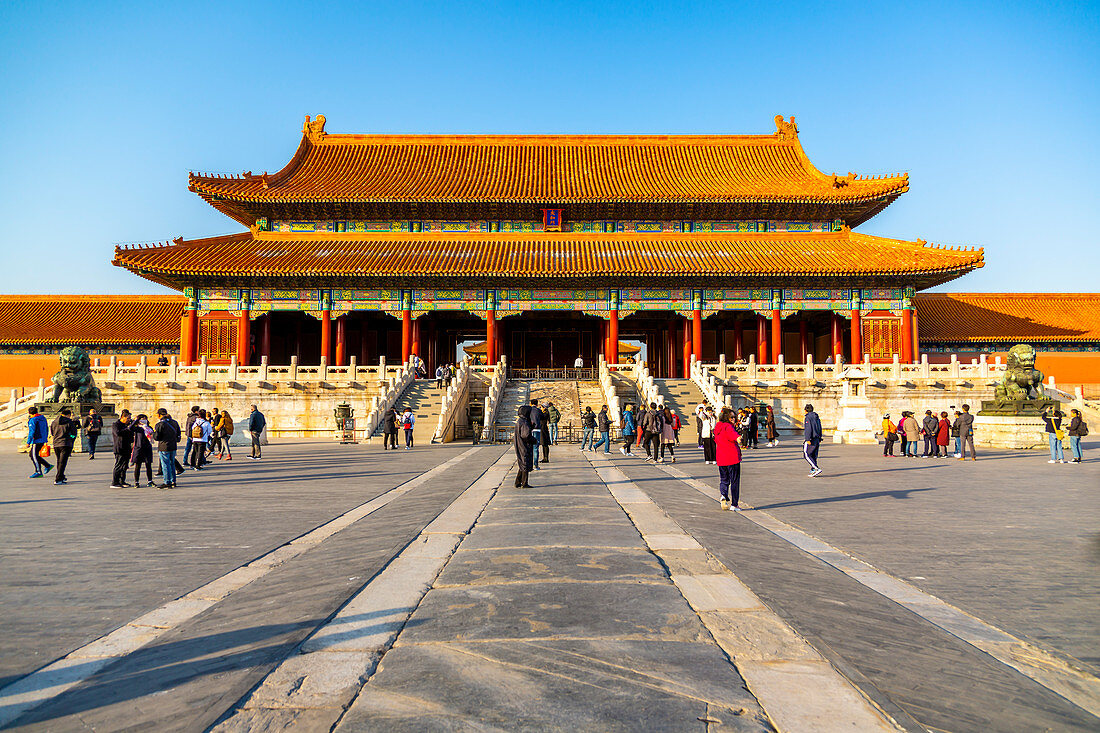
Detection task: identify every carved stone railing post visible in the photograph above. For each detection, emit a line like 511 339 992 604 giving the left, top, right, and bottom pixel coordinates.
718 353 727 380
950 354 960 379
169 356 178 382
349 355 357 381
379 356 387 386
138 355 148 382
891 354 900 379
979 354 989 379
37 378 45 401
109 356 117 382
320 356 328 381
748 354 757 381
259 355 268 381
8 389 16 412
777 354 786 380
289 355 298 381
199 356 208 382
229 356 238 381
920 353 930 379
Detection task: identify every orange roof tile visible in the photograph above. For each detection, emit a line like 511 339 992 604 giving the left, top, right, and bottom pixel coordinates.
189 116 908 225
0 295 185 345
916 293 1100 343
114 230 982 288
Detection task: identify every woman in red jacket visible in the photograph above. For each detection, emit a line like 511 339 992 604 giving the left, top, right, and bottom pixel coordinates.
936 411 951 458
713 407 743 511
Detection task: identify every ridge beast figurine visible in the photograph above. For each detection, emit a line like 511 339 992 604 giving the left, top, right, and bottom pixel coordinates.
994 343 1045 402
44 346 102 403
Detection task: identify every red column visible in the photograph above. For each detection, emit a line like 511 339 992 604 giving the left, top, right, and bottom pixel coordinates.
831 312 843 362
850 310 862 364
756 314 767 362
692 309 703 361
180 308 197 366
237 309 250 365
411 317 421 363
486 310 496 365
799 316 809 360
334 315 346 366
320 310 332 364
770 309 782 364
608 309 619 365
911 306 920 363
733 319 743 361
401 309 412 363
901 307 913 363
666 318 677 377
682 317 691 376
260 314 271 362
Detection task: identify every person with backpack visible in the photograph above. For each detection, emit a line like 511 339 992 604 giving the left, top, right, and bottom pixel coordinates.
189 409 213 469
619 403 636 456
82 407 103 459
1067 408 1088 463
50 407 79 486
111 410 134 488
881 413 897 457
216 409 234 460
580 406 596 451
130 414 155 487
182 405 200 467
956 404 976 460
659 406 677 463
642 402 663 463
208 408 223 457
401 406 416 449
1042 407 1066 464
713 407 743 511
247 404 266 459
547 402 561 445
153 408 181 488
803 404 823 477
592 405 611 453
435 364 445 389
26 406 53 479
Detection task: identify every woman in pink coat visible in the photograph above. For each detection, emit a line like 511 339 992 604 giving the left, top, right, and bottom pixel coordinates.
712 407 743 511
936 411 951 457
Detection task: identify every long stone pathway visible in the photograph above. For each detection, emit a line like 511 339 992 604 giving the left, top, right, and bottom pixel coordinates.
0 437 1097 731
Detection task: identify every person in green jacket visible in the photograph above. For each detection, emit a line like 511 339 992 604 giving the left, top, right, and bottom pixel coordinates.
547 402 561 444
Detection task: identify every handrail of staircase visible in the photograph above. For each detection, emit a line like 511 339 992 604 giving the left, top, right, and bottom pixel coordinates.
631 358 659 407
597 356 621 422
363 361 415 437
690 356 727 409
431 358 471 443
1 379 47 420
480 355 508 441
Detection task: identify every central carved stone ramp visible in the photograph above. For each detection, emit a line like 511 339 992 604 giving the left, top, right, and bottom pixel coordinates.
334 450 772 731
653 377 707 444
373 380 445 444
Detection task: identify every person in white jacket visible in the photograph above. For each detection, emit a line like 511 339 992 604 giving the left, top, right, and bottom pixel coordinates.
694 401 709 449
700 406 717 464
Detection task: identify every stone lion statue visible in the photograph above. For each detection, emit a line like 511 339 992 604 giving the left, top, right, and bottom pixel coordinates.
994 343 1044 402
44 346 102 403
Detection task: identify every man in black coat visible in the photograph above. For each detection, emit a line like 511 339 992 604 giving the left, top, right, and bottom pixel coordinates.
382 406 398 450
921 410 938 458
513 406 534 488
111 410 134 488
50 407 79 485
153 408 182 488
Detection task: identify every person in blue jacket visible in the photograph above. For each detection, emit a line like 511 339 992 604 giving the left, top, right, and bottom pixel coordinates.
26 406 53 478
619 403 636 456
803 403 823 477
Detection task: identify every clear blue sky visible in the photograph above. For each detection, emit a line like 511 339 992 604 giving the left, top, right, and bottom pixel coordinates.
1 1 1096 295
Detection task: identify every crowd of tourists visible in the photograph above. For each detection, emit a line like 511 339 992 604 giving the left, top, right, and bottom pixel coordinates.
24 404 267 488
512 398 560 488
879 405 977 460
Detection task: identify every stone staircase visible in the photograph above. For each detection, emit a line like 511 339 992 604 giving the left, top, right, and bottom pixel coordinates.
371 380 444 444
652 378 707 445
491 380 531 441
576 381 606 416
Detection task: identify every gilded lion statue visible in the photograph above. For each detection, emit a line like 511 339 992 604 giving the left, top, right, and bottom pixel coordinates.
44 346 102 403
994 344 1044 402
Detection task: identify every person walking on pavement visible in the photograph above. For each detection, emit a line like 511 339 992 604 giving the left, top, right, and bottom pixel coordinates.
182 406 200 467
765 406 778 447
713 407 743 511
217 409 234 460
382 406 398 450
901 412 921 458
955 404 976 460
1067 408 1088 463
580 406 596 451
513 405 535 488
539 404 552 464
130 414 155 487
401 406 416 449
803 404 823 477
700 405 717 464
695 401 708 449
1042 407 1066 464
247 404 266 459
50 407 79 486
659 406 677 463
642 402 663 462
82 407 103 459
921 410 938 458
190 409 212 470
528 399 543 469
936 411 951 458
951 410 962 457
619 403 636 456
747 408 759 449
547 402 561 445
881 413 897 457
111 410 134 488
208 408 223 458
26 406 53 478
592 405 611 453
153 408 181 488
435 364 445 389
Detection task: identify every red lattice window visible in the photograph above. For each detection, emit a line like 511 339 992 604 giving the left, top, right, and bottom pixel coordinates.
863 316 901 362
198 318 237 362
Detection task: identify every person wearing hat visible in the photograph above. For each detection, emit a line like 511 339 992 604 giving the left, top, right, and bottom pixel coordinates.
881 413 897 457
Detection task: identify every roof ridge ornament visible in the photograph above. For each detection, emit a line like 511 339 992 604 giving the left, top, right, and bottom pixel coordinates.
774 115 798 141
303 114 327 142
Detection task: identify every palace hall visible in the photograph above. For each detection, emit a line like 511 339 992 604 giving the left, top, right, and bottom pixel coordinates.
1 115 1096 393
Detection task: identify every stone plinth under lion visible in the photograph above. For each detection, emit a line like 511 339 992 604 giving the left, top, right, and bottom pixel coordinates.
35 346 117 453
975 344 1059 449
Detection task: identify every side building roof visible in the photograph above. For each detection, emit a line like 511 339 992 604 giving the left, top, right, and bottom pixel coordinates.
0 295 185 346
113 230 983 290
915 293 1100 343
188 115 909 226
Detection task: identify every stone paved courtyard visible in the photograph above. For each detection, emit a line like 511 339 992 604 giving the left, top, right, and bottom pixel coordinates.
0 436 1097 731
